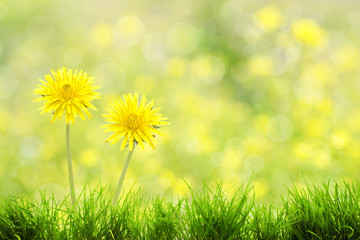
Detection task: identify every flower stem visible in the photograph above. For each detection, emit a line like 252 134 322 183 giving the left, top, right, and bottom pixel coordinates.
66 124 76 208
112 147 135 207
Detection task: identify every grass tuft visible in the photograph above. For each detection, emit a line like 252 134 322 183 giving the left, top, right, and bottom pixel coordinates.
283 180 360 239
1 180 360 239
184 182 253 239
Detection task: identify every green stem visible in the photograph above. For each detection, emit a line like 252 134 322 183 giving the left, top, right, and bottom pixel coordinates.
112 146 135 207
66 124 76 208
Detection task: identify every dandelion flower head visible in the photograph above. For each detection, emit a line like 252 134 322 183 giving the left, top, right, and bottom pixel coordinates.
102 93 169 151
34 67 101 124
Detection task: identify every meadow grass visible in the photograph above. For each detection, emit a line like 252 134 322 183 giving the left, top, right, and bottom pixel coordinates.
1 180 360 240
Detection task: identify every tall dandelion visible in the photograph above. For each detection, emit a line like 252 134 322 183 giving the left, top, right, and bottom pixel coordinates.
34 67 101 207
102 93 169 207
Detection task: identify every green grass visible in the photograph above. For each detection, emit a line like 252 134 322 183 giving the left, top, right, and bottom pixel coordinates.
1 180 360 240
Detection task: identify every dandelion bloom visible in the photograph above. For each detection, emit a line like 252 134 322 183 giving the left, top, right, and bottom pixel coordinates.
102 93 169 151
34 67 101 124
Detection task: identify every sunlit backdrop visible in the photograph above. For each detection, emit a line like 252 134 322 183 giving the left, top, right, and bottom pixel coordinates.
1 0 360 203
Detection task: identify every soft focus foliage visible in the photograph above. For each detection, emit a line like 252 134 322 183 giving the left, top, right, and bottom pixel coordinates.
0 0 360 202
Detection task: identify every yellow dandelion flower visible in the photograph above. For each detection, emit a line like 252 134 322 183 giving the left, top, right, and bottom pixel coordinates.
34 67 101 124
102 93 169 151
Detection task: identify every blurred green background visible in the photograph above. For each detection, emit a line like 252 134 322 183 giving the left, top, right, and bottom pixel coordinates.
0 0 360 203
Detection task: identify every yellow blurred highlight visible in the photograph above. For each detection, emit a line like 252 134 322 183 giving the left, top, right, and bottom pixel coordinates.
313 151 330 169
255 5 283 31
142 157 162 174
331 130 351 150
265 115 293 143
303 61 335 83
134 75 156 93
316 99 334 116
174 178 191 196
294 142 312 160
294 76 324 104
331 44 359 71
224 148 242 168
277 33 295 47
294 141 330 169
246 133 272 154
253 114 270 133
347 142 360 160
0 111 9 131
292 19 327 46
191 55 225 84
248 56 273 76
305 118 330 138
253 180 269 199
91 23 114 47
166 57 187 78
187 121 216 154
222 181 242 199
81 149 98 167
159 170 177 189
114 15 145 47
347 111 360 132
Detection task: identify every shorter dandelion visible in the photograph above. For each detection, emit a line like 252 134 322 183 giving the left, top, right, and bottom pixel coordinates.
34 67 101 208
102 93 169 207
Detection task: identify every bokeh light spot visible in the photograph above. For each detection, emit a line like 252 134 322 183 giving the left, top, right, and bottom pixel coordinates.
331 130 350 150
134 75 156 93
294 140 330 169
114 15 145 47
91 23 114 47
303 60 334 82
142 32 166 62
192 55 225 84
19 137 41 166
210 152 225 167
254 5 283 31
266 115 293 142
331 44 359 71
248 56 273 76
305 118 330 138
253 180 269 199
291 18 327 46
219 0 242 23
267 46 300 75
166 57 187 78
225 137 247 159
244 154 264 174
81 149 98 167
294 75 324 104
